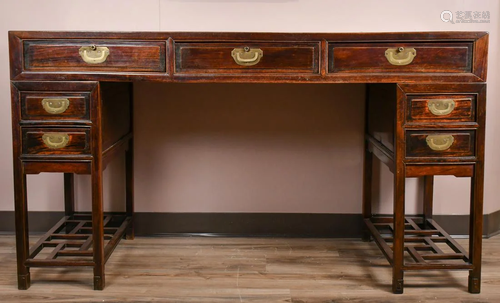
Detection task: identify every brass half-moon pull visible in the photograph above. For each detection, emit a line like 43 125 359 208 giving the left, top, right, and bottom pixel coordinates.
426 135 454 151
231 47 263 66
427 99 456 116
385 47 416 66
42 133 70 149
41 98 70 114
79 45 110 64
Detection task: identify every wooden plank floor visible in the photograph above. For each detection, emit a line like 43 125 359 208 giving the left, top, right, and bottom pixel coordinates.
1 235 500 302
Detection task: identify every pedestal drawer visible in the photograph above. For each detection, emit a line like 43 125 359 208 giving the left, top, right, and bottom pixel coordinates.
329 42 472 73
406 130 475 159
175 42 320 74
22 127 91 156
406 94 476 123
21 92 90 122
23 40 166 73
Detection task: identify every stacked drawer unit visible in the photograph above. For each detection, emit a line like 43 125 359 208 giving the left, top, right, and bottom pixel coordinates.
404 90 480 161
364 81 486 294
13 82 96 168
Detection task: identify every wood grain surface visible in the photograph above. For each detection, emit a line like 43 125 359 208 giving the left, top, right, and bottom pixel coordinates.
1 235 500 302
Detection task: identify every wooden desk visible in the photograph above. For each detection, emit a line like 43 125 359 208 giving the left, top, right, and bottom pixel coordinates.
8 31 488 294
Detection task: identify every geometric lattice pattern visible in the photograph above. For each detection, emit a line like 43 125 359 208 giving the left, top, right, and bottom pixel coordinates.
26 213 131 268
365 217 473 271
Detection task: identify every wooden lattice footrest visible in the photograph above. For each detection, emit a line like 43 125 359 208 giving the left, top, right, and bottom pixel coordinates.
365 217 473 271
26 213 131 267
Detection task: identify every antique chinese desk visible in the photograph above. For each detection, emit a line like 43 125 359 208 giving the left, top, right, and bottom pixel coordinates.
8 31 488 294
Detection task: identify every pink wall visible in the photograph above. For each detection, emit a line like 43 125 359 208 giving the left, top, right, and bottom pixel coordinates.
0 0 498 215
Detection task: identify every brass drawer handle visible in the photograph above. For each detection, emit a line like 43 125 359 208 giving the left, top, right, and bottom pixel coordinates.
231 47 263 66
385 47 416 66
79 45 110 64
426 135 454 151
41 98 70 114
42 133 70 149
427 99 456 116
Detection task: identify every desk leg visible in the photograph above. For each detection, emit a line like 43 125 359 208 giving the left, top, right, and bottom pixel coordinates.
392 84 405 294
14 162 30 290
64 173 75 234
64 173 75 216
125 138 134 240
423 175 434 228
92 157 105 290
468 163 484 293
362 141 373 242
392 164 405 294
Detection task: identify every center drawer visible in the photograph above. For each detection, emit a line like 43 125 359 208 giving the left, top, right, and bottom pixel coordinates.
175 42 320 74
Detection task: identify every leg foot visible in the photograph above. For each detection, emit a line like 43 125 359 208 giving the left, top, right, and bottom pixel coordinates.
93 275 105 291
392 276 404 294
468 275 480 294
17 273 31 290
361 231 372 242
125 229 135 240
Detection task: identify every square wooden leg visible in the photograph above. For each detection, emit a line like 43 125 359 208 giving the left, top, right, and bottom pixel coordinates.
362 142 373 242
392 164 405 294
468 163 484 294
64 173 75 234
92 158 105 291
64 173 75 216
423 175 434 229
125 139 134 240
14 163 30 290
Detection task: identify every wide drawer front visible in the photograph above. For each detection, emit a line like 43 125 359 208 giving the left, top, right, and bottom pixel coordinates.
329 42 473 73
23 40 166 72
21 92 90 121
406 130 475 158
22 127 91 156
406 94 476 123
175 42 320 74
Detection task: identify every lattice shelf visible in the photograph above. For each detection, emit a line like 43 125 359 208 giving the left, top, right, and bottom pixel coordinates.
365 216 473 271
26 213 131 267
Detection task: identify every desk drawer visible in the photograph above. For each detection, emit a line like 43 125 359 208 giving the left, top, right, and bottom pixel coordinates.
406 130 475 158
21 92 90 122
329 42 472 73
22 127 91 156
175 42 319 74
24 40 166 73
406 95 476 123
